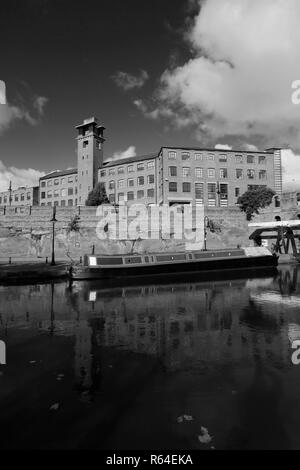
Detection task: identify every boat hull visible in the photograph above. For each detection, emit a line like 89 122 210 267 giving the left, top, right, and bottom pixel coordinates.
70 254 278 281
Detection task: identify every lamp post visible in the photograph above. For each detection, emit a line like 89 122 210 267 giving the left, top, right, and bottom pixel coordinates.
204 216 209 251
50 206 57 266
8 180 12 206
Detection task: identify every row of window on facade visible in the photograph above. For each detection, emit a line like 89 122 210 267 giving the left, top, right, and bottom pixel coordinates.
167 167 267 180
40 175 77 187
100 160 155 177
0 192 32 204
107 183 258 203
167 151 268 164
106 175 155 190
40 187 77 199
108 189 155 202
40 199 77 207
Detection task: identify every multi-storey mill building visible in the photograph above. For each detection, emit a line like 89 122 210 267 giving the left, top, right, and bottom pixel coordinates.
0 116 282 208
99 146 283 207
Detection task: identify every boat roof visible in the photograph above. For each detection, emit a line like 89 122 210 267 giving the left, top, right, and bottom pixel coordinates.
249 220 300 230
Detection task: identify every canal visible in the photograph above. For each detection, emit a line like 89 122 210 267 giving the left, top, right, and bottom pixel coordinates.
0 266 300 450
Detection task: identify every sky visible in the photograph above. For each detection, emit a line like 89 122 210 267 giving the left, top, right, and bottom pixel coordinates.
1 0 300 191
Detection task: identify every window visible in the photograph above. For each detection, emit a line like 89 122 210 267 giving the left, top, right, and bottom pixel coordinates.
169 182 177 192
219 154 227 163
127 191 134 201
61 189 67 197
68 188 73 195
109 194 115 203
68 199 73 206
182 152 190 161
118 179 124 189
47 180 52 187
137 190 144 199
127 165 134 173
54 190 59 197
247 155 255 164
207 153 215 161
182 182 191 192
208 183 216 199
41 181 46 187
235 188 240 198
75 175 78 182
236 169 243 179
75 187 78 195
4 197 7 203
138 176 144 186
195 153 203 161
168 151 176 159
109 168 115 176
96 140 101 149
137 163 144 171
147 188 154 198
118 167 124 174
147 160 154 169
61 178 65 184
109 180 115 190
147 174 154 184
259 170 267 180
195 183 204 199
47 191 52 198
100 170 106 177
83 140 88 148
127 178 134 187
247 169 255 179
15 195 19 202
195 168 203 178
41 192 45 199
208 168 215 178
169 166 177 177
118 193 124 202
61 200 66 207
21 194 25 201
86 170 88 175
235 155 243 164
220 168 228 179
182 167 191 177
259 155 266 164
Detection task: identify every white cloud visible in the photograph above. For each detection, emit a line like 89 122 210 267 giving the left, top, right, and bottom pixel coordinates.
0 80 6 104
104 146 137 163
0 94 48 135
281 149 300 191
137 0 300 149
0 161 44 192
113 70 149 91
215 144 232 150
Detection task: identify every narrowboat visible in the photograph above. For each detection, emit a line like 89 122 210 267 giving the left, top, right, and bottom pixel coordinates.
69 246 278 281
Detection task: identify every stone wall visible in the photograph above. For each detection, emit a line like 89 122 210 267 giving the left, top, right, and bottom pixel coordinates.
0 205 299 260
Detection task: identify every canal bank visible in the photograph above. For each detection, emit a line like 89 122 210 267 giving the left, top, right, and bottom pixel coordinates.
0 260 69 284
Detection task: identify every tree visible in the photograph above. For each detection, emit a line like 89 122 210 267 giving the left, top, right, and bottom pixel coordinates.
86 183 109 206
238 186 275 221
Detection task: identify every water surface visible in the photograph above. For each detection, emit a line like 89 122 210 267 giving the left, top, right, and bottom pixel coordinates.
1 266 300 449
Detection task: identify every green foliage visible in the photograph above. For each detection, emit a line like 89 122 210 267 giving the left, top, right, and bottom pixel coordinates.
86 183 109 206
67 214 81 233
238 187 275 221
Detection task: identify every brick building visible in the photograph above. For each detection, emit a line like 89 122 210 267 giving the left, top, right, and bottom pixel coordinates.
39 168 78 206
0 185 39 207
99 146 282 207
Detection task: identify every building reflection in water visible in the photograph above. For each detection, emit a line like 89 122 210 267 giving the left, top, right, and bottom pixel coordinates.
1 266 300 399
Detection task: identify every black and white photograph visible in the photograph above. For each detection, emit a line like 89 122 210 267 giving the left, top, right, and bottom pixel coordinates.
1 0 300 455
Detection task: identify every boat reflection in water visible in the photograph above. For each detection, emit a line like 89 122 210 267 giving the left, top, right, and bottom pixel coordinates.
1 267 300 449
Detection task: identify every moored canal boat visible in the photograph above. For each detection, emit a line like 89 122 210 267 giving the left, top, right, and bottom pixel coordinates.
69 246 278 281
